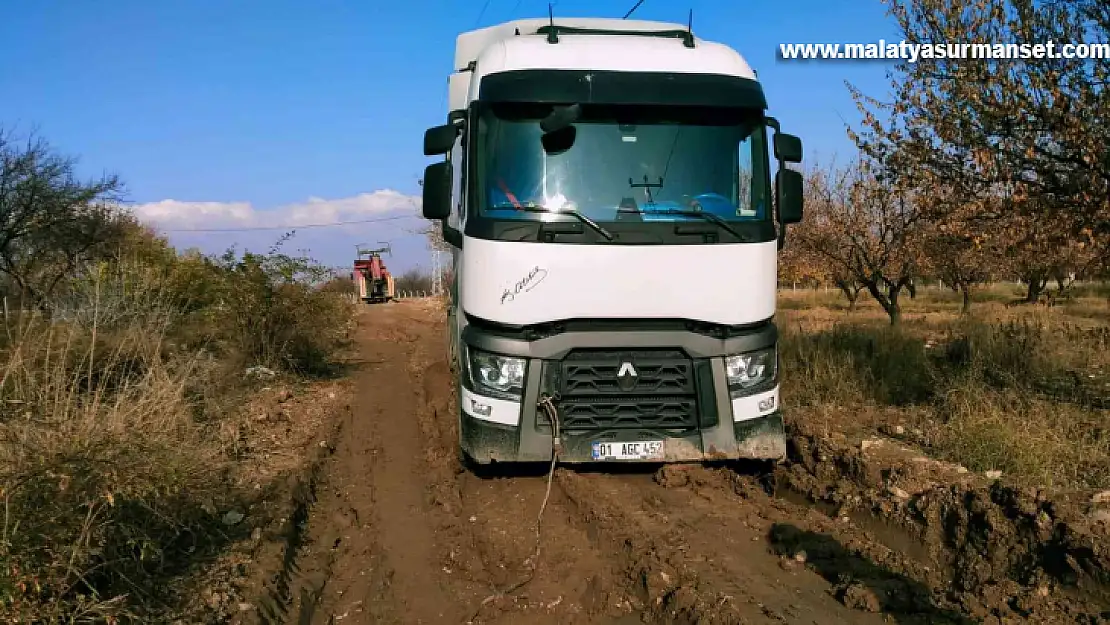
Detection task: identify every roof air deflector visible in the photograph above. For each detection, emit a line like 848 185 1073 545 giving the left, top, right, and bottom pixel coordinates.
534 24 695 48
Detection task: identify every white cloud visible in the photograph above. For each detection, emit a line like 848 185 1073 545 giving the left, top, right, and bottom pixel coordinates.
129 189 435 273
132 189 421 231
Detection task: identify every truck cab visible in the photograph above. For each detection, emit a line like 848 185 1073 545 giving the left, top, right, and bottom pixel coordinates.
421 17 804 465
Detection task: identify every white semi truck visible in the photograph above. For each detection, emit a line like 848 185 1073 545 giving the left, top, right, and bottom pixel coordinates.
421 16 804 465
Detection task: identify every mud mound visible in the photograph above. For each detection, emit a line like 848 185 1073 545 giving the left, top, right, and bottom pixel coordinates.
782 424 1110 622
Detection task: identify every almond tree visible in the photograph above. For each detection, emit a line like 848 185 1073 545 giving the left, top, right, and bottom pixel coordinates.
912 183 1005 313
920 220 995 314
849 0 1110 289
796 160 927 325
830 268 866 311
778 232 826 290
1001 208 1106 303
782 215 868 309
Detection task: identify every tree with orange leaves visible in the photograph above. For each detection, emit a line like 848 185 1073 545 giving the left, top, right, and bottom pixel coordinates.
913 184 1001 313
778 229 825 289
848 0 1109 292
794 159 928 325
782 180 870 309
998 207 1106 303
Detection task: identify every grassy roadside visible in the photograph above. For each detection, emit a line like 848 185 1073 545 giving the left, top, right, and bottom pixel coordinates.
779 283 1110 491
0 234 355 623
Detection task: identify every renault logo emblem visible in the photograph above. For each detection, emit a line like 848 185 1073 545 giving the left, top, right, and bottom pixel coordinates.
616 361 638 391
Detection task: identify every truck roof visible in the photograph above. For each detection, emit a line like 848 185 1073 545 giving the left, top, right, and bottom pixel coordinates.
455 18 690 71
447 17 757 113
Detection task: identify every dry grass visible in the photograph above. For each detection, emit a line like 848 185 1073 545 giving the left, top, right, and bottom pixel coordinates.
0 316 225 622
779 283 1110 490
0 250 354 622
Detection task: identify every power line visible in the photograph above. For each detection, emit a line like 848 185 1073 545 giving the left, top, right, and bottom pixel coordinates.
155 214 421 234
474 0 493 27
622 0 645 19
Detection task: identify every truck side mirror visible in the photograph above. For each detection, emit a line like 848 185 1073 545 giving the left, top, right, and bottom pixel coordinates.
774 133 803 164
776 168 803 224
424 124 459 156
422 161 452 220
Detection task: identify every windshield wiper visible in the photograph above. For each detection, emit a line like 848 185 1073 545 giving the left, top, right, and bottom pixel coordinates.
489 203 614 241
629 207 750 242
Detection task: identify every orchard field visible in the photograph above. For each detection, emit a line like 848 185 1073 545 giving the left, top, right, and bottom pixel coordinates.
777 282 1110 490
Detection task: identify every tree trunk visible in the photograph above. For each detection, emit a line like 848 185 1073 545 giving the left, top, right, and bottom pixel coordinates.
1022 273 1048 303
836 280 860 312
1051 275 1073 305
958 283 972 315
1024 280 1046 303
864 281 902 326
887 285 902 326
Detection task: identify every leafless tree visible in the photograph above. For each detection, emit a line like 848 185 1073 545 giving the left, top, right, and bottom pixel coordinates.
0 129 128 309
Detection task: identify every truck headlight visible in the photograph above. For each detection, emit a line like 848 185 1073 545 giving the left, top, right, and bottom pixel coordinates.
466 346 526 398
725 346 777 393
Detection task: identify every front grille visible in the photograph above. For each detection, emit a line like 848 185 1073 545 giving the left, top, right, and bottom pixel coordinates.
553 349 699 430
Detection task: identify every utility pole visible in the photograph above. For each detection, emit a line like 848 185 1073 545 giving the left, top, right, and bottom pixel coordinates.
432 249 442 297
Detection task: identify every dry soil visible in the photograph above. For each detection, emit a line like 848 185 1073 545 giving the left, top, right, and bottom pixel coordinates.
241 301 1110 625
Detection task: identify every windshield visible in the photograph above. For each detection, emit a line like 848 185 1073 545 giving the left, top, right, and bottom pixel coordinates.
475 103 770 224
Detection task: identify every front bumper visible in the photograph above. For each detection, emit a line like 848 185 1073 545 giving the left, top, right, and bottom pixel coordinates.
461 406 786 464
457 320 786 465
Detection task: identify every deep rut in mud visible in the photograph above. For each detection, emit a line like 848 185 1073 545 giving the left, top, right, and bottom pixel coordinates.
248 302 1110 625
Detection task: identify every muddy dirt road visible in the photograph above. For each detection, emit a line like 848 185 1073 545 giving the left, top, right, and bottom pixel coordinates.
252 301 1110 625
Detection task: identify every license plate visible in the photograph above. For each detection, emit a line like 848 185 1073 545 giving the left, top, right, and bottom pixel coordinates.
591 440 664 461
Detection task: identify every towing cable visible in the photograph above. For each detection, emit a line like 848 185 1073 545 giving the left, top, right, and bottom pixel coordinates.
469 393 561 622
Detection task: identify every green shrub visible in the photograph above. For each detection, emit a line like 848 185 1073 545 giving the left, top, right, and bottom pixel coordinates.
213 237 352 375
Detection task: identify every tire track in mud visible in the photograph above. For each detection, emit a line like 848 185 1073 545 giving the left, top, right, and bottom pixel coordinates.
410 306 636 625
295 306 465 625
251 302 1107 625
248 305 460 625
254 413 343 625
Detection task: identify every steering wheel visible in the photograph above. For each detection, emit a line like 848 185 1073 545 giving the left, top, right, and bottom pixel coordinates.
682 193 731 212
692 192 731 204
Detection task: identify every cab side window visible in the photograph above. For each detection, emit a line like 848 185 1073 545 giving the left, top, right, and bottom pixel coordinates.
459 124 468 222
736 132 755 217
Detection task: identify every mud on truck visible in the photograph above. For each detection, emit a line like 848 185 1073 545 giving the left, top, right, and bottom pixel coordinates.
421 17 804 466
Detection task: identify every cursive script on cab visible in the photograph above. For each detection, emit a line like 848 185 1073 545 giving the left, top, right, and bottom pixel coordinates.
501 266 548 304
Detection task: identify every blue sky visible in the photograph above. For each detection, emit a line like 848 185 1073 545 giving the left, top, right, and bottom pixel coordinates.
0 0 901 273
